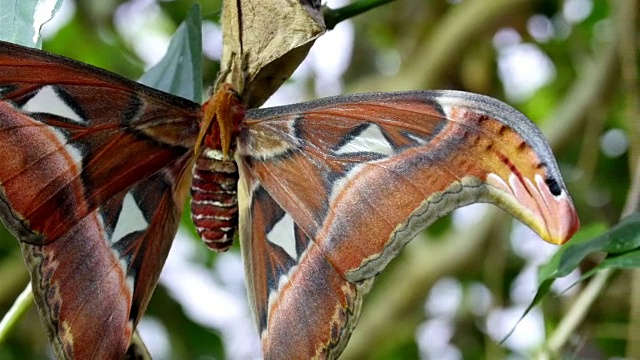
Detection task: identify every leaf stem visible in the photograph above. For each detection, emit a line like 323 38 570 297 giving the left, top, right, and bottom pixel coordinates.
0 283 33 344
323 0 397 29
540 269 613 357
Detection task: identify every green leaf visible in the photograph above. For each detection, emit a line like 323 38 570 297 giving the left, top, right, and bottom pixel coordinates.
538 222 608 282
507 218 634 342
579 248 640 281
500 278 554 344
598 213 640 253
138 4 203 102
552 213 640 278
501 223 607 343
0 0 63 48
524 213 640 327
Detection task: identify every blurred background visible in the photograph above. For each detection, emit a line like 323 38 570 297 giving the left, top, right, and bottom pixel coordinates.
0 0 636 359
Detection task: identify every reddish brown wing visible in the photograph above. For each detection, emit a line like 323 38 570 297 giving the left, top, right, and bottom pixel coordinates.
238 168 372 359
0 41 200 359
236 92 579 357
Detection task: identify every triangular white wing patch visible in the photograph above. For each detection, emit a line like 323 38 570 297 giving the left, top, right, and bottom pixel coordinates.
266 213 297 260
111 192 149 244
335 124 394 156
23 85 86 123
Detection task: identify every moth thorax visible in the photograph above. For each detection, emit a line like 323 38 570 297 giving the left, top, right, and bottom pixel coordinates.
190 147 239 252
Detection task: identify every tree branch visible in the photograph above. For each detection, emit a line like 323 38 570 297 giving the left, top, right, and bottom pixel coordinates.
323 0 397 30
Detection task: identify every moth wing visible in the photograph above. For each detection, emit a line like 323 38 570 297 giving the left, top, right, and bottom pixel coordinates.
237 91 579 357
0 41 200 359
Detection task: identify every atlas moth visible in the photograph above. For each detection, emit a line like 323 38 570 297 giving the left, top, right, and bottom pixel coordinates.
0 39 578 359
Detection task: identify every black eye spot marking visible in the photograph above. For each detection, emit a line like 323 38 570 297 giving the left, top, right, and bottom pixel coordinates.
545 177 562 196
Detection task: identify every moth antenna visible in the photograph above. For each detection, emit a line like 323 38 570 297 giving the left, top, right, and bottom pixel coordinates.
195 93 218 155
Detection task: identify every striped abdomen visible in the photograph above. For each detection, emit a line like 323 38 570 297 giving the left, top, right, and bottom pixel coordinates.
190 148 239 251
